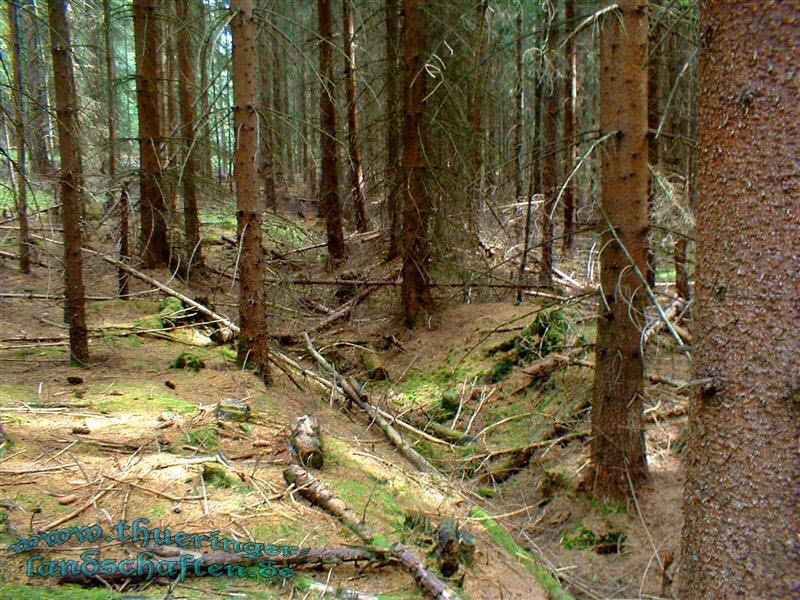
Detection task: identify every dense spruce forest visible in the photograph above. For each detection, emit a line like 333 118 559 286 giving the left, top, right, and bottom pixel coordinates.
0 0 797 598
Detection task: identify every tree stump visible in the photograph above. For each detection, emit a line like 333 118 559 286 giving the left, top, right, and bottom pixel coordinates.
290 415 324 469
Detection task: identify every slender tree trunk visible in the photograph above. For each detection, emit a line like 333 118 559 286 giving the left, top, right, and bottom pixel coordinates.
6 0 31 274
538 0 557 287
400 0 432 327
317 0 346 260
133 0 169 267
680 3 800 597
673 236 689 301
23 0 52 174
230 0 271 384
467 0 488 234
118 184 130 297
164 5 179 214
561 0 576 253
513 9 524 242
46 0 89 364
590 0 649 500
175 0 204 274
102 0 117 180
342 0 369 232
271 39 285 187
198 2 213 180
256 2 277 210
384 0 401 259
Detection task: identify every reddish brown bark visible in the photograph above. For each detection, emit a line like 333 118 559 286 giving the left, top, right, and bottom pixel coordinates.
46 0 89 364
231 0 271 384
317 0 346 260
561 0 576 253
645 6 662 288
590 0 649 500
6 0 31 274
176 0 204 274
256 2 277 211
679 3 799 596
384 0 401 259
342 0 369 232
400 0 432 327
133 0 170 267
538 0 557 287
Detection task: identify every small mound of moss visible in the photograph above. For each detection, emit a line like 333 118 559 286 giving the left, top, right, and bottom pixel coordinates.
170 352 205 372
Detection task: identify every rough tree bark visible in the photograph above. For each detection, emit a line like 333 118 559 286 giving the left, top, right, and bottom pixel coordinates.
342 0 369 232
679 3 799 597
317 0 346 260
256 0 277 211
22 0 52 174
6 0 31 274
466 0 488 235
400 0 433 327
133 0 170 267
176 0 204 274
384 0 401 259
561 0 576 253
538 0 557 287
46 0 89 364
102 0 117 179
645 2 662 288
590 0 649 500
513 8 524 240
230 0 271 384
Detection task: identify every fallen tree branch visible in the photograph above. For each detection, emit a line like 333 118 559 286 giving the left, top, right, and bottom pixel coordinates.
303 333 438 474
283 465 455 600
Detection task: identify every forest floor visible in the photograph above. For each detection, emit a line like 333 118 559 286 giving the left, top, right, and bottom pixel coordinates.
0 185 690 599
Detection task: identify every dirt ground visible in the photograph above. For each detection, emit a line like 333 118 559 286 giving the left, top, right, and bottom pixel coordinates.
0 199 690 599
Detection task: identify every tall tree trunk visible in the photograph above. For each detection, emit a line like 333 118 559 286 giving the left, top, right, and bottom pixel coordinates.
538 0 557 287
513 9 524 242
23 0 52 174
198 1 213 180
118 184 130 297
102 0 117 180
230 0 271 384
46 0 89 364
679 3 799 596
561 0 576 253
467 0 488 235
317 0 346 260
163 4 179 214
645 3 662 288
400 0 432 327
384 0 401 259
176 0 204 274
133 0 169 267
270 39 285 187
6 0 31 274
590 0 649 500
342 0 369 232
256 2 277 210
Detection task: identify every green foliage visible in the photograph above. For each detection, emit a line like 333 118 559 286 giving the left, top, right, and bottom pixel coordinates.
186 426 219 450
170 352 205 372
562 527 627 554
485 308 568 382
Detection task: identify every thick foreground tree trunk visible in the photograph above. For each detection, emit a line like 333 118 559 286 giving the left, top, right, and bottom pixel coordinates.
317 0 346 261
133 0 170 267
590 0 649 500
399 0 432 327
47 0 89 364
679 3 800 597
230 0 271 384
176 0 204 275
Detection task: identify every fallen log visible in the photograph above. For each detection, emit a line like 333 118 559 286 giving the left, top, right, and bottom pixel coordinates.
303 333 438 474
283 465 455 600
289 415 324 468
521 347 586 380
